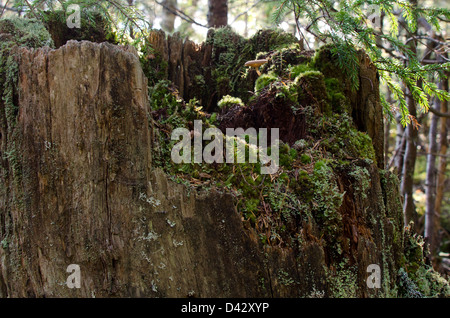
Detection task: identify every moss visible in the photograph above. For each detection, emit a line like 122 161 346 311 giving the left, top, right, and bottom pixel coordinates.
217 95 244 109
0 17 54 48
141 46 169 85
0 18 53 200
249 29 300 55
313 113 376 163
206 27 254 105
310 44 342 79
255 73 278 93
325 262 358 298
324 78 349 114
296 71 330 114
149 80 182 112
41 10 118 48
300 154 312 165
290 63 313 79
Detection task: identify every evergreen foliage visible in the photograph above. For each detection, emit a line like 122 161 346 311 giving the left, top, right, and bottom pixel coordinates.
269 0 450 125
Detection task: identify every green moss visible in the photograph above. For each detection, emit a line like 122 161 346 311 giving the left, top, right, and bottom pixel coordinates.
0 17 54 48
249 29 299 54
348 165 371 200
207 27 254 105
255 73 278 93
217 95 244 109
327 264 358 298
314 113 376 163
290 63 313 79
296 71 330 114
300 154 311 164
41 10 118 48
149 80 181 113
311 44 345 80
324 78 349 114
141 48 169 85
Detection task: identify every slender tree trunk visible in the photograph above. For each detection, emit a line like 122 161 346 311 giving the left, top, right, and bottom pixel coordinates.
401 92 419 229
424 97 439 256
128 0 135 38
207 0 228 28
400 0 419 230
434 77 449 263
161 0 177 33
394 118 406 176
384 118 390 168
243 0 249 38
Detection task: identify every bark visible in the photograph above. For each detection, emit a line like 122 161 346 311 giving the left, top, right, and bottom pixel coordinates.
424 98 439 255
393 119 405 176
401 90 419 229
434 77 449 262
384 119 390 168
400 0 419 230
207 0 228 28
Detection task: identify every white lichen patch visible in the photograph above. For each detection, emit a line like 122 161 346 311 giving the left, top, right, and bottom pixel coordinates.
139 192 161 208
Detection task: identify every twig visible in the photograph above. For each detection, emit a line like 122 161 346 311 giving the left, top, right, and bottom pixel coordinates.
0 0 11 18
23 0 40 20
428 106 450 118
154 0 207 28
230 0 262 25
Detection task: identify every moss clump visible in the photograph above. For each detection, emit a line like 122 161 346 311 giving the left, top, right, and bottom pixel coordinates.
290 63 313 79
324 78 349 114
217 95 244 109
206 27 305 109
149 80 181 113
141 45 169 86
41 10 117 48
0 17 54 48
207 27 253 106
255 73 278 92
300 154 312 165
310 44 347 81
310 112 376 163
296 71 330 114
326 264 358 298
249 29 300 54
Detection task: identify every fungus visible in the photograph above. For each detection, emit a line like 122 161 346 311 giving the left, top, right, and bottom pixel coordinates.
244 59 268 76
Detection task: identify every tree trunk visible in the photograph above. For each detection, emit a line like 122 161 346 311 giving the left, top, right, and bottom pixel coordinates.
384 118 390 168
207 0 228 28
400 0 419 230
161 0 177 33
434 77 449 263
401 93 419 229
394 119 405 176
424 97 439 256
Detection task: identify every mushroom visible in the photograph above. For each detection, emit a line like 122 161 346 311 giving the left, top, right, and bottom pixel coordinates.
244 59 268 76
